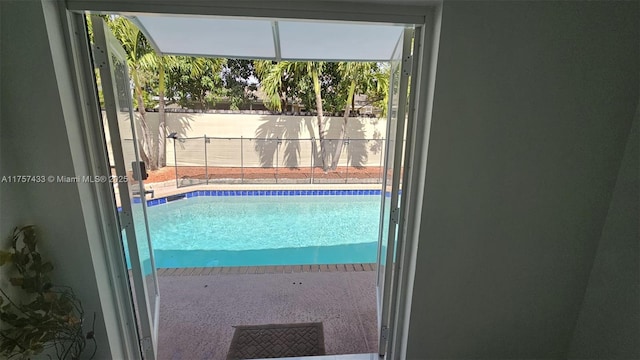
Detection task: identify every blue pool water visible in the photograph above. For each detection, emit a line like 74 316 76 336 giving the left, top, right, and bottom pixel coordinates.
135 195 382 268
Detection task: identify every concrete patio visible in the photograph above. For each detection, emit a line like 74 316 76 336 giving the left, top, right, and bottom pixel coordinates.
157 265 379 360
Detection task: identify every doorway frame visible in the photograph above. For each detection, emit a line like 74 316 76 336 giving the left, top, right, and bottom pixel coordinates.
59 2 442 358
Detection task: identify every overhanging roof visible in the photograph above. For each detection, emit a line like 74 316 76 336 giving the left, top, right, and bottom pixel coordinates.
130 14 407 61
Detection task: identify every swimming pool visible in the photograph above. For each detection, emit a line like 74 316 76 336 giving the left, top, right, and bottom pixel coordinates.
132 194 382 268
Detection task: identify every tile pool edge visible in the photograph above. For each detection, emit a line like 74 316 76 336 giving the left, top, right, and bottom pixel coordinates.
133 189 383 208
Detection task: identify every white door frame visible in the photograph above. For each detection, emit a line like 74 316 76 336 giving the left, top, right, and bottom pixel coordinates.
383 25 422 360
376 26 414 357
53 9 141 359
388 8 443 360
61 3 442 358
92 16 161 359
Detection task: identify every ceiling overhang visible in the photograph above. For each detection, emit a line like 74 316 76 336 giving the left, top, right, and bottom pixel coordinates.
69 0 429 25
129 14 407 61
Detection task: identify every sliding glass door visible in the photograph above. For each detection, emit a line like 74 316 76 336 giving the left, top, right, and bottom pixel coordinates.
377 27 414 357
92 16 160 360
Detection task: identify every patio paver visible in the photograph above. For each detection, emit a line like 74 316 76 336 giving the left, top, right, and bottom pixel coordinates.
157 270 377 360
156 263 376 276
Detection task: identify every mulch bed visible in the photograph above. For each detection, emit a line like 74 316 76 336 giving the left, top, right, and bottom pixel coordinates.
145 166 385 183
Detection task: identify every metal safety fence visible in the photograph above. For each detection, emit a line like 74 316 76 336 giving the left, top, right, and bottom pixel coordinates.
169 136 387 187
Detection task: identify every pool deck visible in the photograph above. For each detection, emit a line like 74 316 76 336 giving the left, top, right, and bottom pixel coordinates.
157 265 378 360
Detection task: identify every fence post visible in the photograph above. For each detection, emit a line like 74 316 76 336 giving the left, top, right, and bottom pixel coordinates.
173 139 178 188
345 137 350 184
275 138 281 184
379 139 384 184
310 138 315 185
204 135 209 185
240 136 244 184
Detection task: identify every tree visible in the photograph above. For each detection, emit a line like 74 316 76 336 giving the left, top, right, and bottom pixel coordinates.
103 16 391 172
363 64 390 118
254 60 302 113
156 57 168 167
106 18 217 170
154 55 185 168
221 59 258 110
159 56 221 167
255 61 330 170
308 62 328 170
106 16 159 169
164 57 225 110
255 60 392 171
314 62 343 115
329 62 381 169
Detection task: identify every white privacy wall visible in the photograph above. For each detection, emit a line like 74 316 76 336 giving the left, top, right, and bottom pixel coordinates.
406 1 639 359
104 113 387 167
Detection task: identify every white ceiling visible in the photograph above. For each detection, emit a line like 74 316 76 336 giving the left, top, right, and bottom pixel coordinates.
132 14 406 61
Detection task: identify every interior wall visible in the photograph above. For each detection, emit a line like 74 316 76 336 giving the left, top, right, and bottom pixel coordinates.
0 4 30 300
406 1 639 359
567 108 639 358
0 1 111 358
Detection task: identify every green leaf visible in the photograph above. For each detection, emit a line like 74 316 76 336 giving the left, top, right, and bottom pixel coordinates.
1 225 91 359
11 252 29 267
0 338 16 353
24 298 40 309
0 250 12 266
0 311 18 321
21 277 38 293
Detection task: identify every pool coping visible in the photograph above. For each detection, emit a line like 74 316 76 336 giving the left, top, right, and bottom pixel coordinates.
157 263 377 276
145 182 382 197
135 188 384 207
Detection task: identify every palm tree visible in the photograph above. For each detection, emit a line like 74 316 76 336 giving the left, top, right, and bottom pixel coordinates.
307 61 328 171
254 60 300 112
256 61 329 170
155 55 212 167
329 62 379 169
156 56 170 168
106 16 158 169
107 17 215 170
